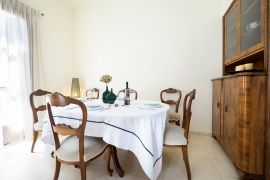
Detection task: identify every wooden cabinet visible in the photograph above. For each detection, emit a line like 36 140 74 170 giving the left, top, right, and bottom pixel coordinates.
216 0 269 178
212 74 266 177
223 0 267 75
222 77 240 162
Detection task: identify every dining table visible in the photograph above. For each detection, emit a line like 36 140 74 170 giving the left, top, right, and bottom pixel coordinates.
41 98 170 180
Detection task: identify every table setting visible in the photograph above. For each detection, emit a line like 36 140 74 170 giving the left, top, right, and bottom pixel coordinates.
41 75 170 179
41 97 169 179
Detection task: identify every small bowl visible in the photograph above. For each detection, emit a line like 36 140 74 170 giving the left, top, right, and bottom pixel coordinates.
244 63 254 70
235 65 244 72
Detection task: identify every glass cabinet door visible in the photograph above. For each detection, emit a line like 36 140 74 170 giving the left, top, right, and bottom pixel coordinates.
225 6 238 60
240 0 261 51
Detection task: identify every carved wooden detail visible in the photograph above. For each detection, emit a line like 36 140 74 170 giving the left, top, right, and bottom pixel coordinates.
29 89 51 153
47 92 113 179
85 88 99 99
118 89 138 100
160 88 182 113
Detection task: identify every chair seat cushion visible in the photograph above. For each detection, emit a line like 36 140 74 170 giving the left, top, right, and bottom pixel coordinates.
164 123 187 146
34 120 44 131
56 136 107 162
169 112 181 121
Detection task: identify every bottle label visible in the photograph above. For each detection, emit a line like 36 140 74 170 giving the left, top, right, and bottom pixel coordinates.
124 88 130 105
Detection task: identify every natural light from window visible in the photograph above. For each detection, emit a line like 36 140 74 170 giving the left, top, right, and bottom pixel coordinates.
0 9 29 133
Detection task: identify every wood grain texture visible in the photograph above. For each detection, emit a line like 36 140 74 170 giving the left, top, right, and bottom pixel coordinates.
212 80 222 142
212 75 266 176
223 0 267 76
266 0 270 178
223 77 240 162
237 76 266 174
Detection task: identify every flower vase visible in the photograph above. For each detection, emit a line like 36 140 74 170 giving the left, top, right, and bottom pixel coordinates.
106 88 117 104
102 85 110 103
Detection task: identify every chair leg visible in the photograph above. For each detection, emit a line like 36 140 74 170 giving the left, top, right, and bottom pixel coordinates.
31 131 39 153
80 163 86 180
54 159 61 180
107 146 113 176
182 146 191 180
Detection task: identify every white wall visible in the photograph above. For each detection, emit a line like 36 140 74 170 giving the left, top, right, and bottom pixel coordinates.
18 0 233 134
73 0 233 133
19 0 74 94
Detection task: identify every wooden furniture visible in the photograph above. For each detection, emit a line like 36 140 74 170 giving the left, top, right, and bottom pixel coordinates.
160 88 182 124
266 3 270 179
212 0 269 178
42 99 169 179
267 96 270 180
163 89 196 180
47 92 112 180
85 88 99 99
29 89 51 153
117 89 138 100
212 74 266 178
223 0 267 75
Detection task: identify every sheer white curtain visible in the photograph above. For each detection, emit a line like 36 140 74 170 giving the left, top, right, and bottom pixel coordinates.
0 0 43 141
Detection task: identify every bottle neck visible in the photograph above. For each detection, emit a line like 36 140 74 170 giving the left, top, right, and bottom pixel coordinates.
126 82 129 89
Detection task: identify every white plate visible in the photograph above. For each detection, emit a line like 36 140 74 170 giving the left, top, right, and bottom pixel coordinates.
87 105 105 110
143 103 162 108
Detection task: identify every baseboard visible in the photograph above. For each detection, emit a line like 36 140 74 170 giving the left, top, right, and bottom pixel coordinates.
190 130 212 136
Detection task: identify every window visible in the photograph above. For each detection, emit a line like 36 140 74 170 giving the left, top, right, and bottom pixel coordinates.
0 9 29 137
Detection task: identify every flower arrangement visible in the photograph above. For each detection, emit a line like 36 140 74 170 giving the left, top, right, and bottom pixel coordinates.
100 74 112 85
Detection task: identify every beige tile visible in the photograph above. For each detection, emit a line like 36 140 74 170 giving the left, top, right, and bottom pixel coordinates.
213 158 240 178
191 171 222 180
221 176 240 180
189 156 217 174
0 134 242 180
163 162 188 180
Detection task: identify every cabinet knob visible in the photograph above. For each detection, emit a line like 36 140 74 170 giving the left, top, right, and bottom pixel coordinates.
225 105 228 112
217 102 220 108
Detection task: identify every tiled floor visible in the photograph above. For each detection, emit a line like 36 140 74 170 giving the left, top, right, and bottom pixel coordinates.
0 134 240 180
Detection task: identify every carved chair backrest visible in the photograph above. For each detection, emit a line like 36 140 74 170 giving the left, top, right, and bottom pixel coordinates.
181 89 196 140
47 92 88 162
160 88 182 113
118 89 138 100
85 88 99 99
29 89 51 125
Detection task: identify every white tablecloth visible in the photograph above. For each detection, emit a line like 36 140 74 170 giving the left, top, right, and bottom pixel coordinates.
41 99 169 180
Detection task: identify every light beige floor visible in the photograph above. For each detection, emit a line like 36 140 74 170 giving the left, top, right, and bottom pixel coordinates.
0 134 240 180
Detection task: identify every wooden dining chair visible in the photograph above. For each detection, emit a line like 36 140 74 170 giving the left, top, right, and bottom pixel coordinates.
117 89 138 100
163 89 196 180
29 89 51 153
47 92 112 180
85 88 99 99
160 88 182 125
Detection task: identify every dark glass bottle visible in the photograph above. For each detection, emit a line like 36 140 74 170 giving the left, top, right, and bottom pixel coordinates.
124 82 130 105
106 88 117 104
102 85 110 103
